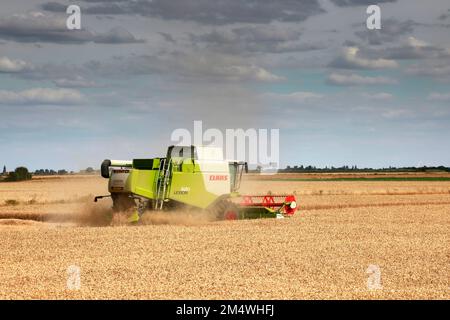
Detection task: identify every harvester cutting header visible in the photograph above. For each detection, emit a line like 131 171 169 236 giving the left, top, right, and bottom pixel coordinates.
95 145 298 222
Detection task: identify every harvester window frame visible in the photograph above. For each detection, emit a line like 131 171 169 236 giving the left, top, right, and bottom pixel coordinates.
230 161 247 192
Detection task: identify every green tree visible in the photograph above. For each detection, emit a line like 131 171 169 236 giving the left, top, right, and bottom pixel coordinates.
6 167 32 182
86 167 94 173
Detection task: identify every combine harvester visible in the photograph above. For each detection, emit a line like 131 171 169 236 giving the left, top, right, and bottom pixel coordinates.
94 145 298 222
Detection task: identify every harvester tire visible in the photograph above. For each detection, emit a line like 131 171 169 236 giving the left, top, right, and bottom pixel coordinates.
112 194 135 212
213 200 239 221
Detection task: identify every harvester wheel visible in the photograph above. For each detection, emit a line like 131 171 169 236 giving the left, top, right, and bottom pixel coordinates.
213 200 239 221
223 204 239 220
112 194 135 212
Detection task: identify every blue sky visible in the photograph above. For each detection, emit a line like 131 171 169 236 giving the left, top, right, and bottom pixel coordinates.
0 0 449 171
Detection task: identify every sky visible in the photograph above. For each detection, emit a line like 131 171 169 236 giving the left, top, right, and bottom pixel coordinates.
0 0 449 171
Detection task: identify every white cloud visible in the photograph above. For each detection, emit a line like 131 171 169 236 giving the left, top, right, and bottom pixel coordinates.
53 76 98 88
327 73 398 86
263 91 323 102
362 92 393 100
219 65 284 82
428 92 450 101
381 109 413 119
0 88 85 105
407 36 427 48
0 56 32 73
331 47 398 69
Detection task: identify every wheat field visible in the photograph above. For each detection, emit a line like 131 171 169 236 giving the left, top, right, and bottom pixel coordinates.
0 175 449 299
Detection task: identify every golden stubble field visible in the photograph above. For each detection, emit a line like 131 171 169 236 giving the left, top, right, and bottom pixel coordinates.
0 174 449 299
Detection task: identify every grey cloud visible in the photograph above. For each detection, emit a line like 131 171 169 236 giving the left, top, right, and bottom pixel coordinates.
40 2 67 12
43 0 325 25
13 61 105 91
354 19 417 45
383 45 448 60
330 0 396 6
83 55 161 77
262 91 323 103
0 88 85 105
158 32 176 44
428 92 450 101
15 50 284 85
83 52 285 82
326 73 398 86
380 108 415 120
0 12 143 44
192 25 323 54
16 63 84 81
53 76 99 88
372 37 450 60
405 61 450 78
329 47 398 69
198 27 293 43
94 27 144 44
361 92 393 100
41 1 126 15
438 9 450 20
42 0 128 12
81 0 129 2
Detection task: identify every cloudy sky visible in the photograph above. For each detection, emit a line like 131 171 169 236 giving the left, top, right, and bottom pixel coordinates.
1 0 449 171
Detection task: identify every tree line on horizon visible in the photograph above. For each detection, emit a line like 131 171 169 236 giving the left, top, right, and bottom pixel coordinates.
0 167 32 182
2 164 449 182
277 165 450 173
1 166 97 182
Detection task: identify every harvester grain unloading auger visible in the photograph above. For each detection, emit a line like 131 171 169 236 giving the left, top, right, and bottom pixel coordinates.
94 145 298 223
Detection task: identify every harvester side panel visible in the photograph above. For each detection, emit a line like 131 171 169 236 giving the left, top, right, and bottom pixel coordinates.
169 172 219 209
130 169 158 199
169 160 231 209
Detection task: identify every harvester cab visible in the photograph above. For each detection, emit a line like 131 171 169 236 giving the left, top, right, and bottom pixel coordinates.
95 145 298 222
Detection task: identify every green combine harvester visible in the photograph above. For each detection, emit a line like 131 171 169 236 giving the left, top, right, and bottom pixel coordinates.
94 145 298 222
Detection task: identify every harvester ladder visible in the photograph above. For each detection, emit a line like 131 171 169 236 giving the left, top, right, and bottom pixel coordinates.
154 158 165 209
154 158 172 210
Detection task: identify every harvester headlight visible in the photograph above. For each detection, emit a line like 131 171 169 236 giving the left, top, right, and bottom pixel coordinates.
289 201 297 209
